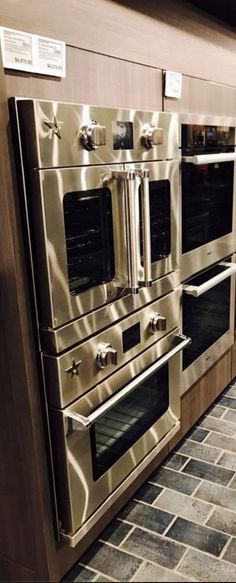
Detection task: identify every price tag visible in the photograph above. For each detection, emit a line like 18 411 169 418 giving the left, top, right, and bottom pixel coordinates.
0 27 66 77
164 70 182 99
0 27 33 71
34 35 66 77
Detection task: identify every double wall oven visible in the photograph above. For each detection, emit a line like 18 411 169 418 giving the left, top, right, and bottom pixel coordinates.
179 114 236 393
11 99 189 547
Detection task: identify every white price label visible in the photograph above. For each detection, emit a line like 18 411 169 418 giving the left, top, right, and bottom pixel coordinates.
0 27 33 71
164 71 182 99
0 27 66 77
35 36 66 77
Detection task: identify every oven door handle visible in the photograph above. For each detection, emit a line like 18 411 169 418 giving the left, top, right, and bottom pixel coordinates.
112 169 139 293
63 333 191 431
183 262 236 297
182 153 236 165
137 168 152 287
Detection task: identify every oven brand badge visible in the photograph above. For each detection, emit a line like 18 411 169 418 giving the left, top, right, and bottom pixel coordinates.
44 115 64 139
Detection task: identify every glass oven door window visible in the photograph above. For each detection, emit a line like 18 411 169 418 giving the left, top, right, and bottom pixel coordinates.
182 162 234 254
63 188 115 295
183 266 230 370
90 363 169 480
140 180 171 263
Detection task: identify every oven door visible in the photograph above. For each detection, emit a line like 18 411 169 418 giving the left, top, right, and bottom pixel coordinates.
181 152 236 280
127 160 179 283
181 260 236 394
29 164 152 328
49 330 190 547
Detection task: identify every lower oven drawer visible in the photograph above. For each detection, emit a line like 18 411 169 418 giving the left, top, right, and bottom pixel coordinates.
181 259 236 394
49 329 190 546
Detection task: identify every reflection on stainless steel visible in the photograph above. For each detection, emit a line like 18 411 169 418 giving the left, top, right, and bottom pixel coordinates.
11 98 183 549
181 259 235 395
50 328 189 541
179 112 236 283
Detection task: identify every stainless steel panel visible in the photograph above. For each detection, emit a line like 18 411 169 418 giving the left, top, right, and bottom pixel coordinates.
49 328 183 536
127 160 179 282
180 262 235 395
44 288 181 407
40 270 181 352
17 99 179 169
60 420 180 548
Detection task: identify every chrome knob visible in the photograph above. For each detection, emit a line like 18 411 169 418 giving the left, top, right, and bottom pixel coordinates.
149 313 167 334
141 123 163 149
79 120 106 151
96 342 118 369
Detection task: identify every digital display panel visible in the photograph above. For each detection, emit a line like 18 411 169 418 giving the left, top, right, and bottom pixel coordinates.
122 323 140 353
112 121 134 150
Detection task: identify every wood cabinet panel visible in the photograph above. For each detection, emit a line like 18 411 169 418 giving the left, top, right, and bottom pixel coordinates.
164 75 236 115
232 341 236 379
1 0 236 86
5 47 162 110
168 349 232 451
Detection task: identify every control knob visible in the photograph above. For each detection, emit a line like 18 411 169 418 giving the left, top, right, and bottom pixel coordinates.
80 120 106 151
141 123 163 149
149 313 167 334
96 342 118 369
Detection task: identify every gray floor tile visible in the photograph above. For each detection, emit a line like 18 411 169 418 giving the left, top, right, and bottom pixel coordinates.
133 482 163 504
121 527 185 569
132 562 193 582
194 480 236 512
80 541 142 581
177 439 221 464
182 457 234 486
62 565 96 582
218 396 236 410
206 506 236 536
95 577 115 582
224 409 236 424
165 452 189 471
178 547 236 582
229 475 236 489
99 519 133 545
150 467 200 495
221 537 236 565
224 385 236 398
217 451 236 471
154 488 212 524
198 415 236 436
119 500 174 535
208 404 226 418
166 516 229 556
204 431 236 453
188 427 209 442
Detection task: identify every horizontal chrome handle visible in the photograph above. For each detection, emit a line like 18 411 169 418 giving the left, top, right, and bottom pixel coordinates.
63 333 191 431
183 262 236 297
182 153 236 165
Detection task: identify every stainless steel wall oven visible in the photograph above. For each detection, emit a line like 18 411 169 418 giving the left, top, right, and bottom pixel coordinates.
181 257 236 395
11 98 188 547
180 114 236 281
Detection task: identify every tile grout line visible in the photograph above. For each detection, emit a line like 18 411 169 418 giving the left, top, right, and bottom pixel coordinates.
202 503 216 526
129 559 146 582
218 534 233 560
118 524 135 548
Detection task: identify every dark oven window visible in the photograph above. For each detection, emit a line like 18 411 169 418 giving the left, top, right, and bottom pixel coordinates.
90 363 169 481
183 265 231 370
182 162 234 254
139 180 171 263
63 188 115 294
